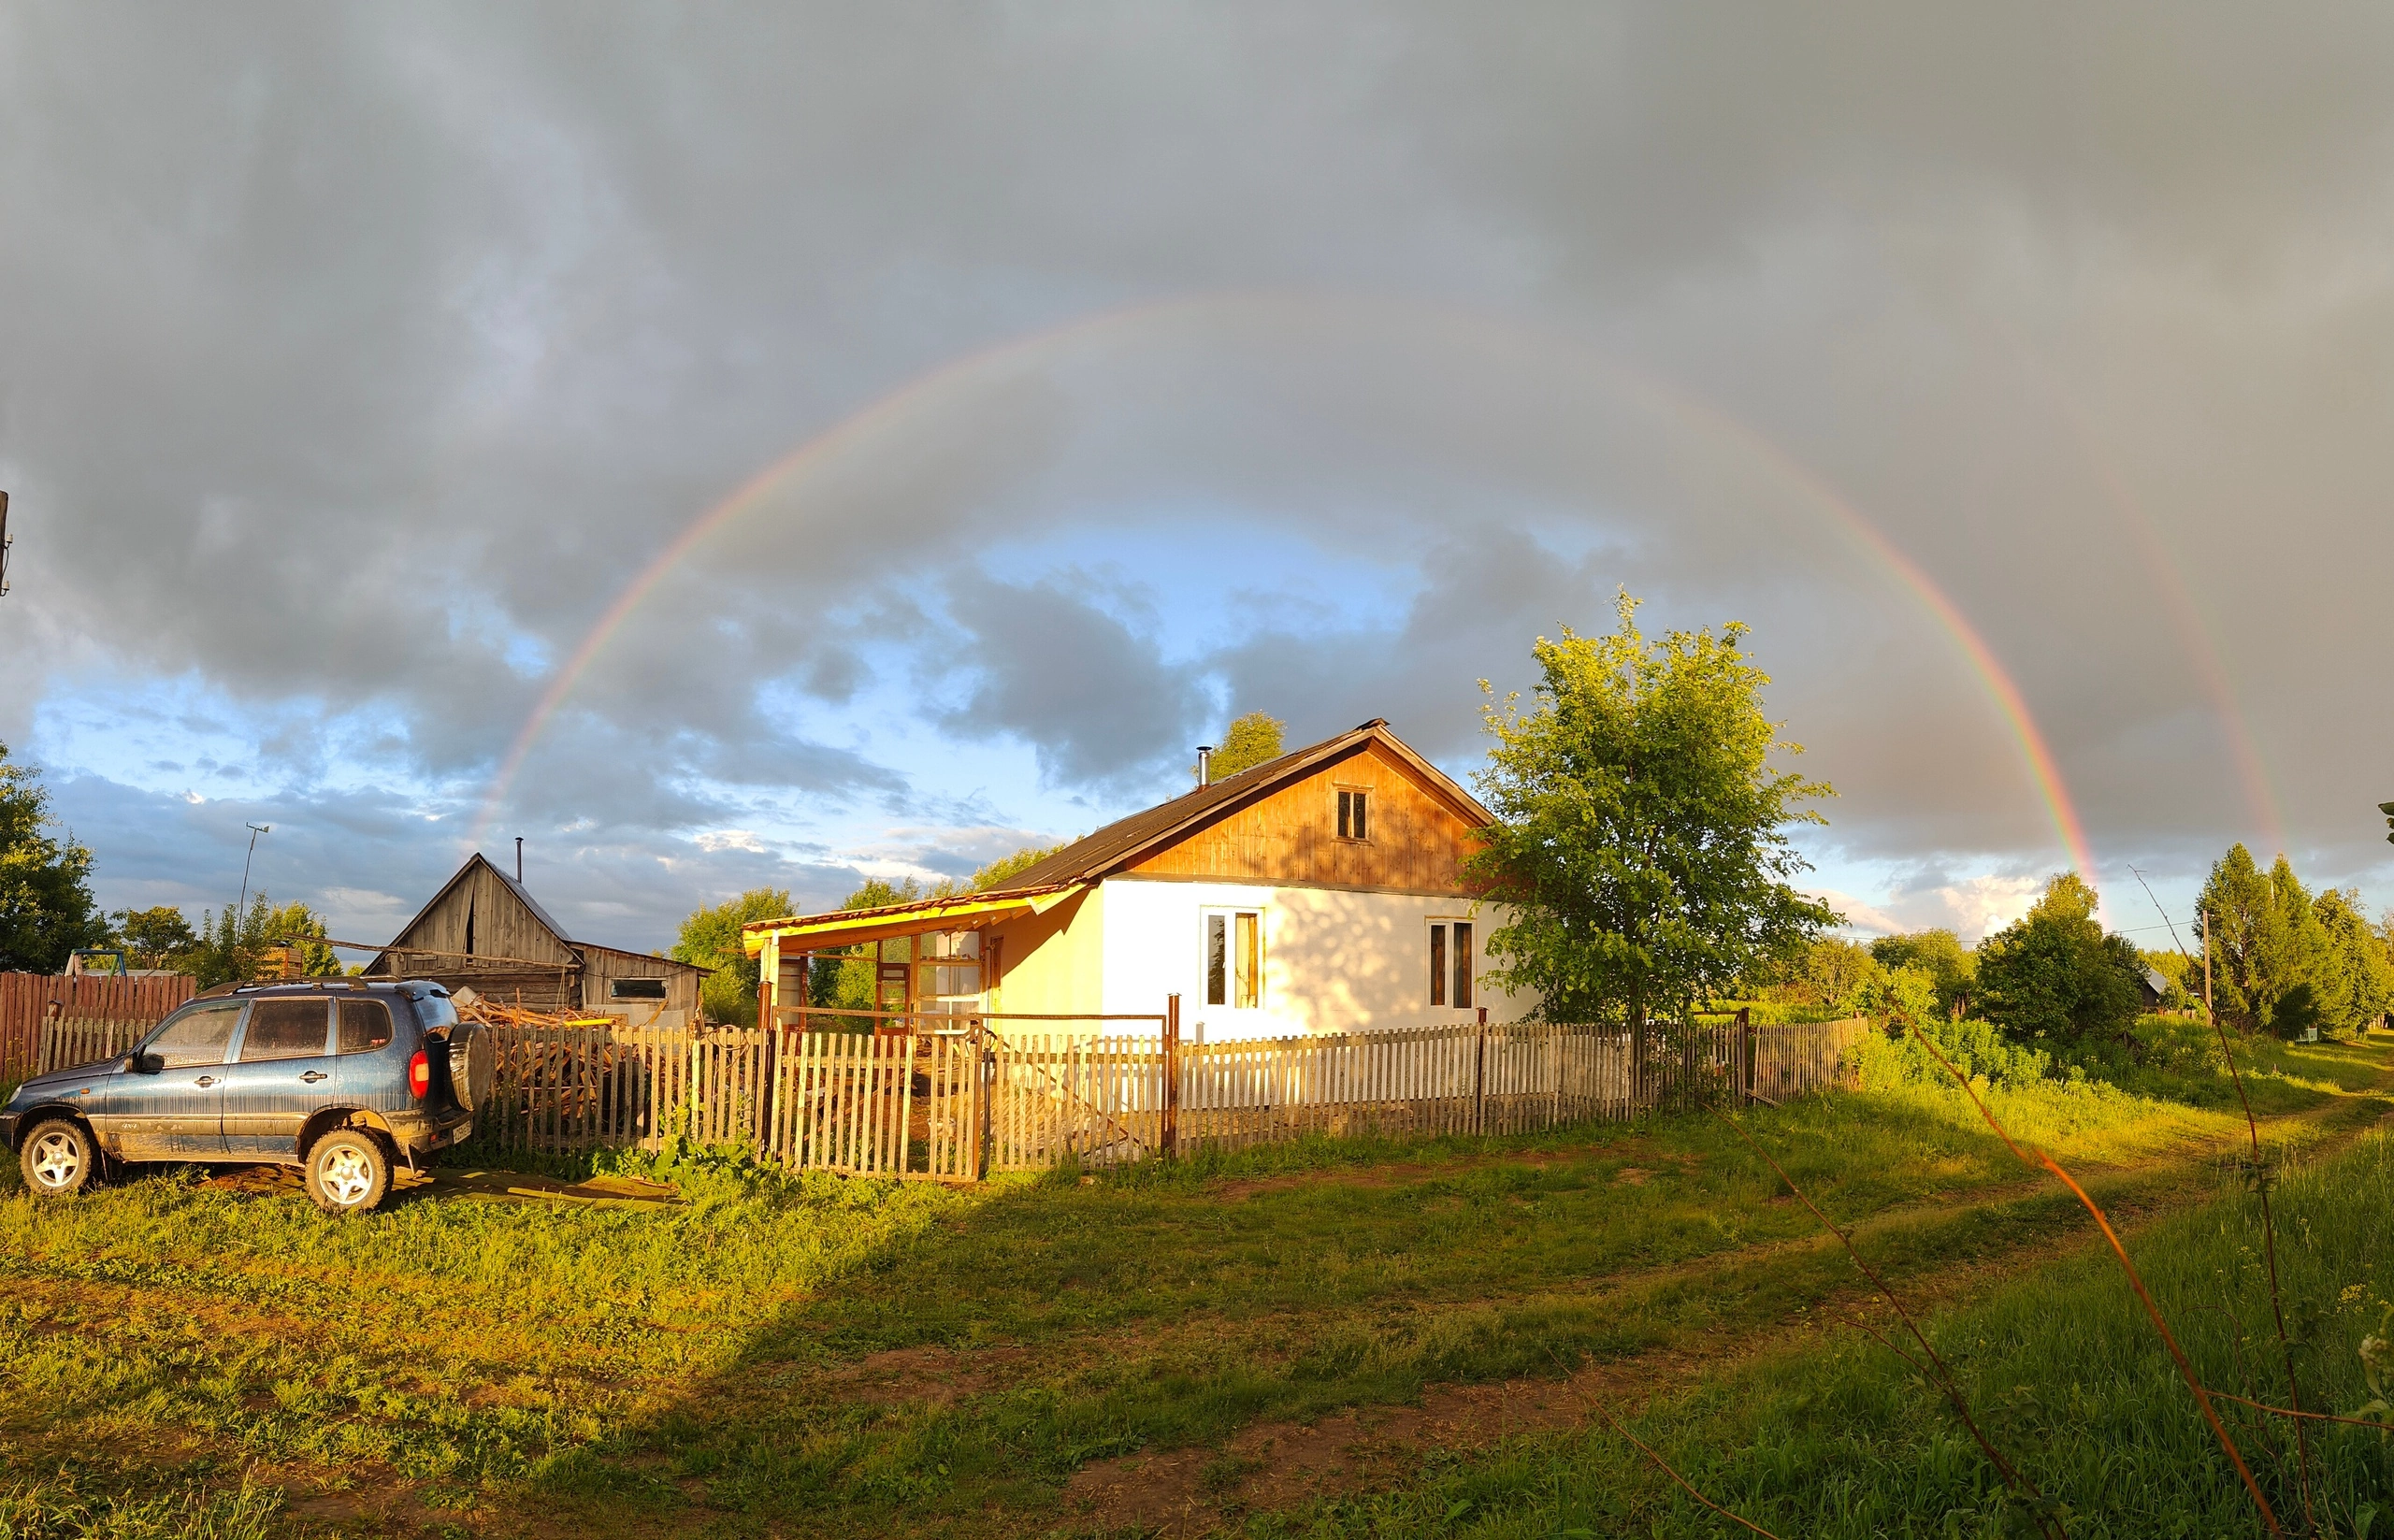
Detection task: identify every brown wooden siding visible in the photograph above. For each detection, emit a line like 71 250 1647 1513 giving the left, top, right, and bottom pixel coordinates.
1127 741 1484 891
380 863 576 967
579 944 704 1015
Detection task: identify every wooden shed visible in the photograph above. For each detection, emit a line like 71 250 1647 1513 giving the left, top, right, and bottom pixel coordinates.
363 854 706 1023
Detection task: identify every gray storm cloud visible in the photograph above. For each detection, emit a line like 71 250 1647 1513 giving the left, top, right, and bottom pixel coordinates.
3 2 2389 946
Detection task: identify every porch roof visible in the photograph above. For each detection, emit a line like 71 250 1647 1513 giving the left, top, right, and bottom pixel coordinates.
741 883 1086 956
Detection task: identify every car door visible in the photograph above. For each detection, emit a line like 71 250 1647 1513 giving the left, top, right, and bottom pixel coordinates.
331 996 403 1112
102 999 244 1160
219 997 335 1157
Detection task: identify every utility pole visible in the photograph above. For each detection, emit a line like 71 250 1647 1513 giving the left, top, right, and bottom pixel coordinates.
0 489 12 598
236 823 272 922
2201 907 2214 1023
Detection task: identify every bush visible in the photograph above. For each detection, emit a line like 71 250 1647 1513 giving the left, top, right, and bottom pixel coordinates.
1849 1014 2053 1092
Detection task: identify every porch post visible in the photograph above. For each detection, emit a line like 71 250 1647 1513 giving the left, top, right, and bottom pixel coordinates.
757 929 780 1034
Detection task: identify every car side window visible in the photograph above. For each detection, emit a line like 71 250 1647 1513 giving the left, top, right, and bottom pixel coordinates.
145 1002 244 1068
240 999 331 1061
338 999 393 1054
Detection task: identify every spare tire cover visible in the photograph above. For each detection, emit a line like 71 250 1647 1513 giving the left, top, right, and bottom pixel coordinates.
454 1027 497 1114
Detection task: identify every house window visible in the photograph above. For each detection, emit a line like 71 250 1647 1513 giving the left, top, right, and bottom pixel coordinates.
1204 910 1262 1009
610 977 668 1001
1336 788 1369 841
1430 920 1474 1008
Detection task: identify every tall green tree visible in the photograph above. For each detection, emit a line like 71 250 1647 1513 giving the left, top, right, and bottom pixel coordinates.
1869 928 1976 1016
672 887 795 1024
1207 712 1286 782
2198 843 2283 1033
2313 888 2393 1033
1465 594 1838 1030
1974 873 2142 1048
187 894 342 986
0 741 109 972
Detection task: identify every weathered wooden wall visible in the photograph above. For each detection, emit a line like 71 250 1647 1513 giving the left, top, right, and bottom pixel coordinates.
1129 741 1483 893
577 943 704 1015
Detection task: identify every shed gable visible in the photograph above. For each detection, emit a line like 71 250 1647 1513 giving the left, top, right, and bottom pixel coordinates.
1128 741 1483 892
387 857 575 965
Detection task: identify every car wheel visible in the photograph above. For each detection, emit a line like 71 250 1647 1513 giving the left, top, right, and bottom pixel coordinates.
20 1120 95 1198
305 1130 390 1215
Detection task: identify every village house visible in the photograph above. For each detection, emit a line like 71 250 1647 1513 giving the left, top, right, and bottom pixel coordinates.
364 853 707 1026
743 719 1533 1040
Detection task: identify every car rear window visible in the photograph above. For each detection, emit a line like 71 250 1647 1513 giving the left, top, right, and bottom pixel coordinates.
146 1001 243 1068
338 999 394 1054
241 999 330 1061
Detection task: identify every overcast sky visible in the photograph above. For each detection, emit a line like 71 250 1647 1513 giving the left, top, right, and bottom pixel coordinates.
4 3 2390 957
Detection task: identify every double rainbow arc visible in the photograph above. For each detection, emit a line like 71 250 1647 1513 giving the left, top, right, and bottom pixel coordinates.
471 291 2099 886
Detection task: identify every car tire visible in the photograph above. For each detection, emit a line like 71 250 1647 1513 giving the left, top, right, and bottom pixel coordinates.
305 1130 390 1216
19 1120 94 1198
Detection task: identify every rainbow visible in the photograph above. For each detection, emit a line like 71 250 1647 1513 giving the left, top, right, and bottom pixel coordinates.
469 291 2100 885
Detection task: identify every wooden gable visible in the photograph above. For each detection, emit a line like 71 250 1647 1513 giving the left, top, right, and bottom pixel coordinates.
382 856 575 966
1127 739 1483 893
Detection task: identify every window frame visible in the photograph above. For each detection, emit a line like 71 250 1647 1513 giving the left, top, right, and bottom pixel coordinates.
1200 907 1265 1012
1429 918 1476 1010
1334 785 1371 842
237 998 335 1062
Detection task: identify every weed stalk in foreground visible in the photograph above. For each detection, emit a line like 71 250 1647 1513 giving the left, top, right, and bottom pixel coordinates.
1584 1396 1785 1539
1712 1108 2066 1540
2205 1009 2320 1534
1905 1023 2285 1537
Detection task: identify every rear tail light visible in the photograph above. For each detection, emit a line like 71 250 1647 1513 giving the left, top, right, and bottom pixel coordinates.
408 1050 430 1099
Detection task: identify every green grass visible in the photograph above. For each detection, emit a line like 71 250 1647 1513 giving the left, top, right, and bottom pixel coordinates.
0 1034 2380 1536
1262 1126 2394 1539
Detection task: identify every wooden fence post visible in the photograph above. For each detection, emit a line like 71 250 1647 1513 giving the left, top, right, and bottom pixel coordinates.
1162 993 1181 1159
1473 1007 1487 1134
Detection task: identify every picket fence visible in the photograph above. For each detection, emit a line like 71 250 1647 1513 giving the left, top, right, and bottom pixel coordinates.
1 972 194 1081
477 1011 1871 1181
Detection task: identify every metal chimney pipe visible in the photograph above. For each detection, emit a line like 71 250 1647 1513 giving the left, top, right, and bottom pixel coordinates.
1195 745 1213 786
515 836 524 883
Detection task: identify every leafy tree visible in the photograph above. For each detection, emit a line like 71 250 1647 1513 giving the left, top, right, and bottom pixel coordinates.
187 894 342 987
973 843 1064 891
1868 928 1976 1016
1768 937 1878 1012
671 887 795 1024
2198 844 2283 1033
2313 888 2393 1034
1466 594 1838 1032
1856 965 1940 1032
112 905 198 970
0 741 109 972
1974 873 2142 1048
1208 712 1286 782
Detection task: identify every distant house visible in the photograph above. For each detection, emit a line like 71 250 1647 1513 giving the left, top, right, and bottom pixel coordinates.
743 720 1534 1040
364 853 706 1024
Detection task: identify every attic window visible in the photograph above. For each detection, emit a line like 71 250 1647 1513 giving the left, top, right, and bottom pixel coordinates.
1335 788 1369 842
609 978 668 1001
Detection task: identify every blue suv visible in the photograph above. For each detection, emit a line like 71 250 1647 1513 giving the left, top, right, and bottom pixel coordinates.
2 979 493 1215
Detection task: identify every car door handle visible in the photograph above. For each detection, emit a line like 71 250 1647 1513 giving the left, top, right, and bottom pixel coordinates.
194 1076 218 1087
300 1071 328 1083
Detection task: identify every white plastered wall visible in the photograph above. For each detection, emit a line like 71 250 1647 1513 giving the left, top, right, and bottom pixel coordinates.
1096 876 1534 1040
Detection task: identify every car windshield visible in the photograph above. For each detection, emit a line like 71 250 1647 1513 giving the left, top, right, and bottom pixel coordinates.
143 1001 244 1068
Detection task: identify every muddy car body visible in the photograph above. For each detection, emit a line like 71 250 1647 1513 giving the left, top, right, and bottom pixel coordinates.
1 979 493 1214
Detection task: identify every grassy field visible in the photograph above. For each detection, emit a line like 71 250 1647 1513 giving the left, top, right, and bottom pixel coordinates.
0 1029 2383 1537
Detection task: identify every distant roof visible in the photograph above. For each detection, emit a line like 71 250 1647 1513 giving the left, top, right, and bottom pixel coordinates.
376 852 699 971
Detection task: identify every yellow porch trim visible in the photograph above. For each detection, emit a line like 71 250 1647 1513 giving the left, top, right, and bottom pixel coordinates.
741 885 1086 956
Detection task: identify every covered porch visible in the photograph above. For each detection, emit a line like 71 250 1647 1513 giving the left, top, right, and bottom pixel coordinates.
741 884 1089 1031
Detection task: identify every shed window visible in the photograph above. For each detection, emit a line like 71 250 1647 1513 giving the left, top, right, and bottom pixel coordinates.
1336 788 1369 841
609 977 668 1001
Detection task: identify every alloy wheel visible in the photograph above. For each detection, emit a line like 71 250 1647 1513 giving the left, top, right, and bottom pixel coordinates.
28 1130 80 1190
317 1145 375 1207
